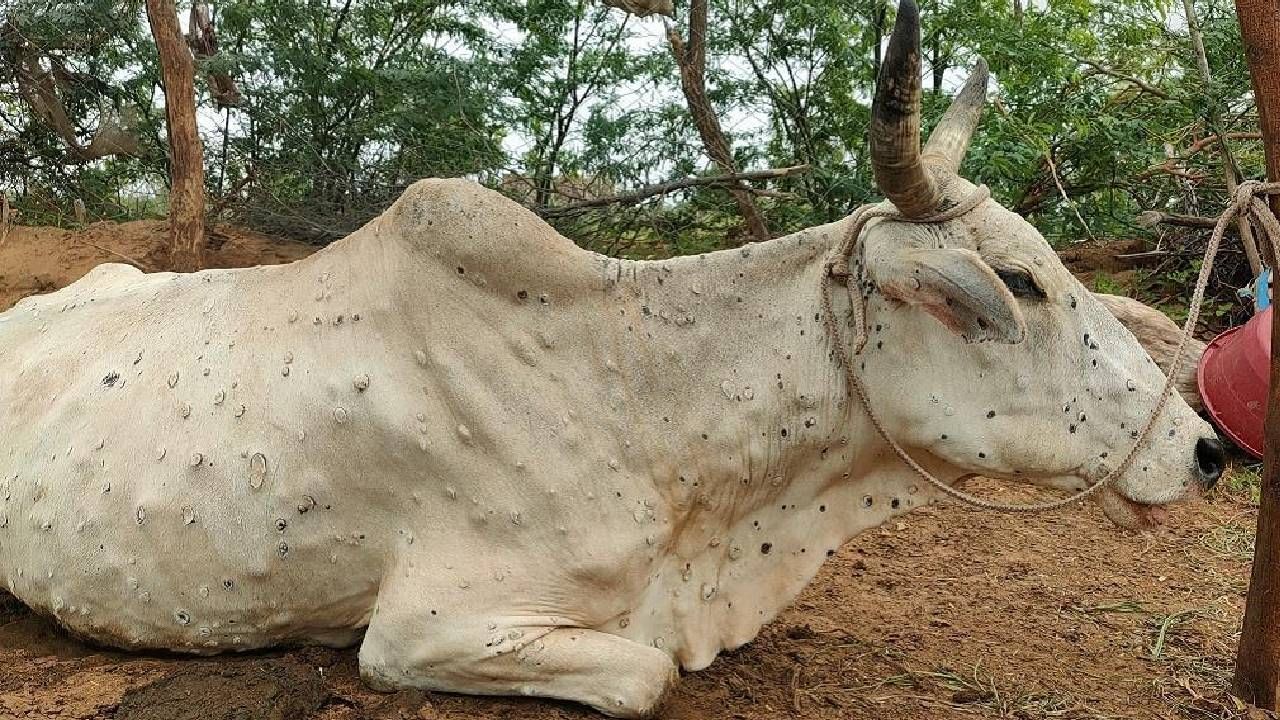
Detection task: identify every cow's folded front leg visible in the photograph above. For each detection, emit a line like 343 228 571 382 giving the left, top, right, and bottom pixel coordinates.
359 613 678 718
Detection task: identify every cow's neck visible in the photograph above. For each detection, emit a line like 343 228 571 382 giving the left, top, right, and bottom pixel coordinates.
603 224 953 668
615 223 920 525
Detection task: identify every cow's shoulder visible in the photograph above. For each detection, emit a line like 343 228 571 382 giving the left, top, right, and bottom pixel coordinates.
382 178 607 295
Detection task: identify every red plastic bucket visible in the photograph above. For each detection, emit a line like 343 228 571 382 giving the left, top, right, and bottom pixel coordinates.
1198 306 1272 458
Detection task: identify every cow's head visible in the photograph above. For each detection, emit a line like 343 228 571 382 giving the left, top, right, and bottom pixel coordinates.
852 0 1223 528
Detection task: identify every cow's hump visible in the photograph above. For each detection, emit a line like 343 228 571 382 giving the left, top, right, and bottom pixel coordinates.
382 178 609 298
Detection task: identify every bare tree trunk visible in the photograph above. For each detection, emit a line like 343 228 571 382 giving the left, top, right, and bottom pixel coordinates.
666 0 769 242
930 31 944 94
217 106 230 197
146 0 205 271
1232 0 1280 709
1183 0 1261 274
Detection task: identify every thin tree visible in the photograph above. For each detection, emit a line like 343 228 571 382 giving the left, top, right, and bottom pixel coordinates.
1232 0 1280 708
146 0 205 271
666 0 771 242
1183 0 1261 274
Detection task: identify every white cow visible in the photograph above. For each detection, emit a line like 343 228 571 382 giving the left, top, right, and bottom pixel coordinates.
0 1 1221 716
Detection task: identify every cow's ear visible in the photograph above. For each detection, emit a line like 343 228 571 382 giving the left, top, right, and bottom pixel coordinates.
865 246 1025 344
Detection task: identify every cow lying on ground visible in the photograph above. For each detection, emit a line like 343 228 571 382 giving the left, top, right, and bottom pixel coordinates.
0 2 1222 716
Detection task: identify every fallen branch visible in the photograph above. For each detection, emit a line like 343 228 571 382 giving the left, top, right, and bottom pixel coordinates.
1136 209 1228 229
84 241 153 271
535 165 811 217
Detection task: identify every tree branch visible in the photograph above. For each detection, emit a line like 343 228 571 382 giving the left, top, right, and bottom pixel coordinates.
598 0 673 17
534 165 811 217
1181 131 1264 159
1076 58 1171 99
187 3 242 108
1136 209 1232 229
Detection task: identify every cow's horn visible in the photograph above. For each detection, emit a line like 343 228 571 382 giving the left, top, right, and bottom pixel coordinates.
922 57 990 173
871 0 941 218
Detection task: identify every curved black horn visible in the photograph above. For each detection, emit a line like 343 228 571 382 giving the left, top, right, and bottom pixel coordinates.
870 0 941 217
922 57 990 173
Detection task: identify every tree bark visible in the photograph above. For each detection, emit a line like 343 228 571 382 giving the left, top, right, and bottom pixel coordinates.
666 0 770 243
1232 0 1280 708
146 0 205 271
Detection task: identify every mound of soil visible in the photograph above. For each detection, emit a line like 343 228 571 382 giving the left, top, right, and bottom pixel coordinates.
0 221 1261 720
1058 238 1150 294
0 221 314 312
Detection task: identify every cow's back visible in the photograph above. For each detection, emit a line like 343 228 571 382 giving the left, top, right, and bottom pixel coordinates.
0 181 659 655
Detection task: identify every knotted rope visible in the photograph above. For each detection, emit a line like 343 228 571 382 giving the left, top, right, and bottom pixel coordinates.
821 180 1280 512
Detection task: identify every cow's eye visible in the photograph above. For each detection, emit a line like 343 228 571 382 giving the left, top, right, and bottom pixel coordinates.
994 268 1045 299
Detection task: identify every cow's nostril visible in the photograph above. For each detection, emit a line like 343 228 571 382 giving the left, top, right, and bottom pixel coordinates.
1195 437 1225 488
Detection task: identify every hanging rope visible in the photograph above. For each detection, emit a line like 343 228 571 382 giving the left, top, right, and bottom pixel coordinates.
821 180 1280 512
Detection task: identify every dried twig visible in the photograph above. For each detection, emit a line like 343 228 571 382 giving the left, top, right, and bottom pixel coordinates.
1043 151 1095 241
84 241 153 271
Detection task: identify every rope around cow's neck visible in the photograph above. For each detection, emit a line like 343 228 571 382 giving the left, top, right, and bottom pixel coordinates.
821 180 1280 512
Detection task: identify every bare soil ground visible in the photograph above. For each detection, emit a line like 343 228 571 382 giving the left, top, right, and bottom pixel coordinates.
0 220 312 312
0 223 1266 720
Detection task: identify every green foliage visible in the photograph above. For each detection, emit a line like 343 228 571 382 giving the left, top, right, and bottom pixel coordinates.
211 0 507 238
1091 272 1125 295
0 0 162 222
0 0 1266 328
1220 464 1261 505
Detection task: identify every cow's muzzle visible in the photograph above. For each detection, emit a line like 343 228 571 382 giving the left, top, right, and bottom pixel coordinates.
1195 436 1225 490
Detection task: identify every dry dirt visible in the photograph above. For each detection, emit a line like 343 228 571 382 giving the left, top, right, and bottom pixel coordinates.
0 222 1267 720
0 221 312 313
